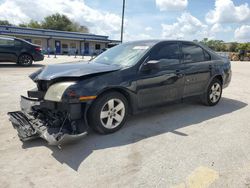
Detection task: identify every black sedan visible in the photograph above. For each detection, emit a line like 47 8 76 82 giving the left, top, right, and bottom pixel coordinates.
8 40 231 145
0 36 44 66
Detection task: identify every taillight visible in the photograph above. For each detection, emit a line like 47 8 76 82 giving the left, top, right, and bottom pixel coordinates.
35 47 42 52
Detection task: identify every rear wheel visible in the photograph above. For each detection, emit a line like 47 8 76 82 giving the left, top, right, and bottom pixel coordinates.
88 92 128 134
18 54 33 66
203 78 222 106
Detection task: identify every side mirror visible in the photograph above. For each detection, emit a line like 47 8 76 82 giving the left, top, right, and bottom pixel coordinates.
141 60 161 72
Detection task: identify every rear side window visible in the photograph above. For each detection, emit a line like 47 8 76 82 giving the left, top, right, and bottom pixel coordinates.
151 43 180 65
0 38 14 46
14 40 23 47
182 43 209 63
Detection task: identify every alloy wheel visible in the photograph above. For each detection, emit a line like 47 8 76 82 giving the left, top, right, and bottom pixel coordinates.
20 55 32 65
209 82 221 103
100 98 125 129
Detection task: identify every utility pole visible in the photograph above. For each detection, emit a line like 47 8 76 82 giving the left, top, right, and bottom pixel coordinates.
121 0 125 43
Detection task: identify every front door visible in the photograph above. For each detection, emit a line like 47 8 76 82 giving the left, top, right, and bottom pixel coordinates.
181 42 212 97
137 42 186 109
55 40 61 54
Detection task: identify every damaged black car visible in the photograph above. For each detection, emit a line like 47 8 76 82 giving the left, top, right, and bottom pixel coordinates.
8 40 231 145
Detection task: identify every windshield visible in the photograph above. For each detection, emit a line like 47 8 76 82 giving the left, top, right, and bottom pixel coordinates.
92 42 153 67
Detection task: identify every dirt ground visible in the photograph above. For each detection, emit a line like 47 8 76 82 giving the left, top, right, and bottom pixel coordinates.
0 58 250 188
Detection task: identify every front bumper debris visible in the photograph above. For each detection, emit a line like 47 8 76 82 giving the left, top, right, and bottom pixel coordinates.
8 111 38 141
8 96 88 146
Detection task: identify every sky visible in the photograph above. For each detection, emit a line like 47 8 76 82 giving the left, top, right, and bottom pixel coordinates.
0 0 249 42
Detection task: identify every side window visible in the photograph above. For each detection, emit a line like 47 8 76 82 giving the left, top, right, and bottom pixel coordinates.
14 40 23 47
0 39 14 46
151 43 180 65
182 43 206 63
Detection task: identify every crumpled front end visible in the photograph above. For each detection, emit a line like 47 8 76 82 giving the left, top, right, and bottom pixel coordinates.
8 96 88 146
7 62 113 145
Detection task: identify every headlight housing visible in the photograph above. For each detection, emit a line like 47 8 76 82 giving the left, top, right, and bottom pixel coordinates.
44 82 75 102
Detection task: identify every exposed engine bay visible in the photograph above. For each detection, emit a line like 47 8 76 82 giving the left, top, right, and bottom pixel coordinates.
8 96 88 145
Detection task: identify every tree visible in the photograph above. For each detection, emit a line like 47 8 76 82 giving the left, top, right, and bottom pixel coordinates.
18 13 89 33
41 13 73 31
40 13 88 33
236 43 250 52
228 42 238 52
200 38 227 52
70 22 89 33
75 24 89 33
201 38 209 44
19 20 41 28
0 20 12 26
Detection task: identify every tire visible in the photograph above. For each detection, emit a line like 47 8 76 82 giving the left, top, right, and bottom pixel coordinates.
18 54 33 66
88 92 128 134
203 78 223 106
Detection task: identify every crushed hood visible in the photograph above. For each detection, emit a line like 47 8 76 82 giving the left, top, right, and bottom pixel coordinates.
30 61 120 81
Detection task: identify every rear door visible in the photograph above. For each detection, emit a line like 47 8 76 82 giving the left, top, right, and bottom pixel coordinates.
181 42 211 97
137 42 186 109
0 38 16 62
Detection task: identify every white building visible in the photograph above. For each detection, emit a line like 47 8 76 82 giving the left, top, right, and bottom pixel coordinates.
0 25 120 55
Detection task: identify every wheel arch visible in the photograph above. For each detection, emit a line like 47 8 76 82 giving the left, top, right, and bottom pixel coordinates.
203 74 223 95
83 87 135 130
202 74 223 106
213 74 223 84
94 87 134 114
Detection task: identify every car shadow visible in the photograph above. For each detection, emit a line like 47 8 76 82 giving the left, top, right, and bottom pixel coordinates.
22 97 247 171
0 63 44 68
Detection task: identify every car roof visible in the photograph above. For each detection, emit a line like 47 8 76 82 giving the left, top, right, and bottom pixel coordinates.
125 39 219 58
124 39 200 46
0 36 35 44
0 36 15 40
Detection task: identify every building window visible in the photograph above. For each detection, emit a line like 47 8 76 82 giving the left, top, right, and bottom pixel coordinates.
62 44 68 49
62 44 69 54
95 44 101 50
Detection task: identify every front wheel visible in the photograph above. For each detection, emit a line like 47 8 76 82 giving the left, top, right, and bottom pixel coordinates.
18 54 33 66
88 92 128 134
203 78 222 106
